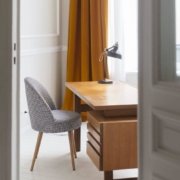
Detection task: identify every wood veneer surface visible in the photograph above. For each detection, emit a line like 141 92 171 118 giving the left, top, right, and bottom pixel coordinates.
102 121 137 171
66 81 138 110
87 111 137 171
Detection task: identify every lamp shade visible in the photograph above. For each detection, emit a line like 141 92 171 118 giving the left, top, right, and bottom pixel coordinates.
107 49 121 59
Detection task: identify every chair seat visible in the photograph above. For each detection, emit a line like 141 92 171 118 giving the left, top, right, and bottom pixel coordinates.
52 110 80 123
51 110 81 133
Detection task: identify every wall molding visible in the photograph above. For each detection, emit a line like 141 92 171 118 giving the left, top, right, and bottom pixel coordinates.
21 45 67 57
21 0 60 39
21 33 59 39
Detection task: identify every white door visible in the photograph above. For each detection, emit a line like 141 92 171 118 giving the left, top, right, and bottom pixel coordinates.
139 0 180 179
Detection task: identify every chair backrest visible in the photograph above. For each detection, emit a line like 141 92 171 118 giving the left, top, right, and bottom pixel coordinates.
24 77 57 131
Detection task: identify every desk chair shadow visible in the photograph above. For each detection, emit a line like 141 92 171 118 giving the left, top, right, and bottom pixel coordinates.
24 77 81 171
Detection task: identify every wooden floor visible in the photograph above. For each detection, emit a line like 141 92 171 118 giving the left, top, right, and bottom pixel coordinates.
20 122 138 180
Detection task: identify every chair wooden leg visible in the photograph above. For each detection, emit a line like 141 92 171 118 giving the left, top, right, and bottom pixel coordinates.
30 132 43 171
73 131 77 158
68 131 75 171
35 132 43 159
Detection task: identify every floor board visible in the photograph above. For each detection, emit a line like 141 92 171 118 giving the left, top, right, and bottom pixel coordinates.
20 122 138 180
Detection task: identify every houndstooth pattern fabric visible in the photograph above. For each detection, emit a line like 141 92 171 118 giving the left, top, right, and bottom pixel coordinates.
24 77 81 133
25 77 57 110
51 110 81 132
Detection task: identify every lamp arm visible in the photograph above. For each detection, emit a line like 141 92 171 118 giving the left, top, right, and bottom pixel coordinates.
104 42 119 52
104 46 114 52
99 42 119 61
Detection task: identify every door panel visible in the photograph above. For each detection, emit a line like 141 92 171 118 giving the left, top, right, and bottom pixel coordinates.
153 110 180 160
139 0 180 179
154 0 180 82
159 0 176 82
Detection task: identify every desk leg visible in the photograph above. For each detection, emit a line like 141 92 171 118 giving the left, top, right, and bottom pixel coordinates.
73 94 81 152
104 171 113 180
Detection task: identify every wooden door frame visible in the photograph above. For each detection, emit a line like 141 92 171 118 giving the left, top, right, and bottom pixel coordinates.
0 0 20 179
0 0 147 179
138 0 153 179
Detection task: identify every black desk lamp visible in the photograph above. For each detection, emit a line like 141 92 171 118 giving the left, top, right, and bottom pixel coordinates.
98 42 122 84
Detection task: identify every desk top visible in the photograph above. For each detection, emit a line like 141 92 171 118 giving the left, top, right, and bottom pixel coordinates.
66 81 138 110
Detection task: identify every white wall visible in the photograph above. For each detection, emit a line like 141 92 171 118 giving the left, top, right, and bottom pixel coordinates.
20 0 70 132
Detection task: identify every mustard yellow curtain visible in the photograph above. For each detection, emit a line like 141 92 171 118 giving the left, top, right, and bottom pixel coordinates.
62 0 108 121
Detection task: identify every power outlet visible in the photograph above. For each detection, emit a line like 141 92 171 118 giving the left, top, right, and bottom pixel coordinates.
21 110 28 115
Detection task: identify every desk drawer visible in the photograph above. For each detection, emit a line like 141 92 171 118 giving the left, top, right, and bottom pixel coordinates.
87 132 102 154
87 111 101 133
86 141 102 171
87 123 101 143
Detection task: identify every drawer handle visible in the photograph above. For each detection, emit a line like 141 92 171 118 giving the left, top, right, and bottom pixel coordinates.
87 123 100 135
87 132 102 146
87 141 101 156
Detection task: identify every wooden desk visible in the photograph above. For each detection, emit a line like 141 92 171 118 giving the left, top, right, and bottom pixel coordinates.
66 81 138 180
87 111 137 180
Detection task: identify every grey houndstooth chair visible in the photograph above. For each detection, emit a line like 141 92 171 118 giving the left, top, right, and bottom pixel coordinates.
24 77 81 171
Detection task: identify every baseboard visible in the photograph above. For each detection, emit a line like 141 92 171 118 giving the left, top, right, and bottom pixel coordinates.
20 125 31 134
126 72 138 87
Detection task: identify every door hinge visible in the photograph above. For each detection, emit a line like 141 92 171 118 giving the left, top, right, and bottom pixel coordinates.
14 57 16 64
14 43 16 51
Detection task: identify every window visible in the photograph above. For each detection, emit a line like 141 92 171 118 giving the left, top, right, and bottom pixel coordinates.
108 0 138 85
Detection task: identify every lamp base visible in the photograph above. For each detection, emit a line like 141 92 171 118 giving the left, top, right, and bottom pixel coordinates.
98 79 113 84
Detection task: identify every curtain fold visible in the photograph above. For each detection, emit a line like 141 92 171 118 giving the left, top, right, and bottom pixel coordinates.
62 0 108 121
